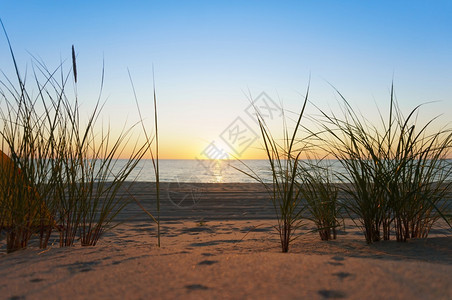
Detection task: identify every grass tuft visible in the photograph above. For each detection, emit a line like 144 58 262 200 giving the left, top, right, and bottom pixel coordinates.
0 21 150 251
235 86 310 252
298 157 341 241
312 84 452 243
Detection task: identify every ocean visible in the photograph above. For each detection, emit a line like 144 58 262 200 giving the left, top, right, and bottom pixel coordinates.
123 159 272 183
119 159 452 183
119 159 347 183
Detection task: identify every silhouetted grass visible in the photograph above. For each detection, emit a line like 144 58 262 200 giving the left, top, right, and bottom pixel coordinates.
312 85 452 243
236 87 309 252
0 20 149 251
298 158 340 241
128 68 161 247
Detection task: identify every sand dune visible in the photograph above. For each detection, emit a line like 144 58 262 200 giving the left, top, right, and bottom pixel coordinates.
1 182 451 299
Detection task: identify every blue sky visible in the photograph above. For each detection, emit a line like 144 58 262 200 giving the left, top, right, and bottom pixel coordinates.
1 1 451 159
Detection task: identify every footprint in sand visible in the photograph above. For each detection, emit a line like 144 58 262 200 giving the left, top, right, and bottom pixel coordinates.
327 256 345 266
197 260 219 266
318 289 347 299
60 261 100 274
8 296 26 300
331 256 345 261
185 284 209 291
332 272 353 280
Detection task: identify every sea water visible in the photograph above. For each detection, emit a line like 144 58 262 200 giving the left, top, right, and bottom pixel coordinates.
113 159 347 183
115 159 452 183
119 159 271 183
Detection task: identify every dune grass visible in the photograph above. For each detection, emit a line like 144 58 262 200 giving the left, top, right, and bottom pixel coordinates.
236 82 450 248
236 87 309 252
0 20 60 252
0 21 151 252
297 158 340 241
1 18 450 253
312 85 452 243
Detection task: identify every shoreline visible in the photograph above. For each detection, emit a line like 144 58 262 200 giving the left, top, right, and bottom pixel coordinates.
116 181 452 221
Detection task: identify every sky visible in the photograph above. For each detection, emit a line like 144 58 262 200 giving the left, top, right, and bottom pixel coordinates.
1 1 451 159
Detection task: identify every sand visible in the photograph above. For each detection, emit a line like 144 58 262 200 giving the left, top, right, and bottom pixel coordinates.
1 182 451 299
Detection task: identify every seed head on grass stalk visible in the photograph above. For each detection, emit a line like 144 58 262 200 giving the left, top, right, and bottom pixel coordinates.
48 50 150 247
1 22 150 250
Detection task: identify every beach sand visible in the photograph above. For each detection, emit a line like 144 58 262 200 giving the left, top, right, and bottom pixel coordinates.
1 182 451 299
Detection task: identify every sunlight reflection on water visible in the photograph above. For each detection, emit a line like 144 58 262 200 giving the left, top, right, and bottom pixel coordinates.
109 159 452 183
109 159 332 183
